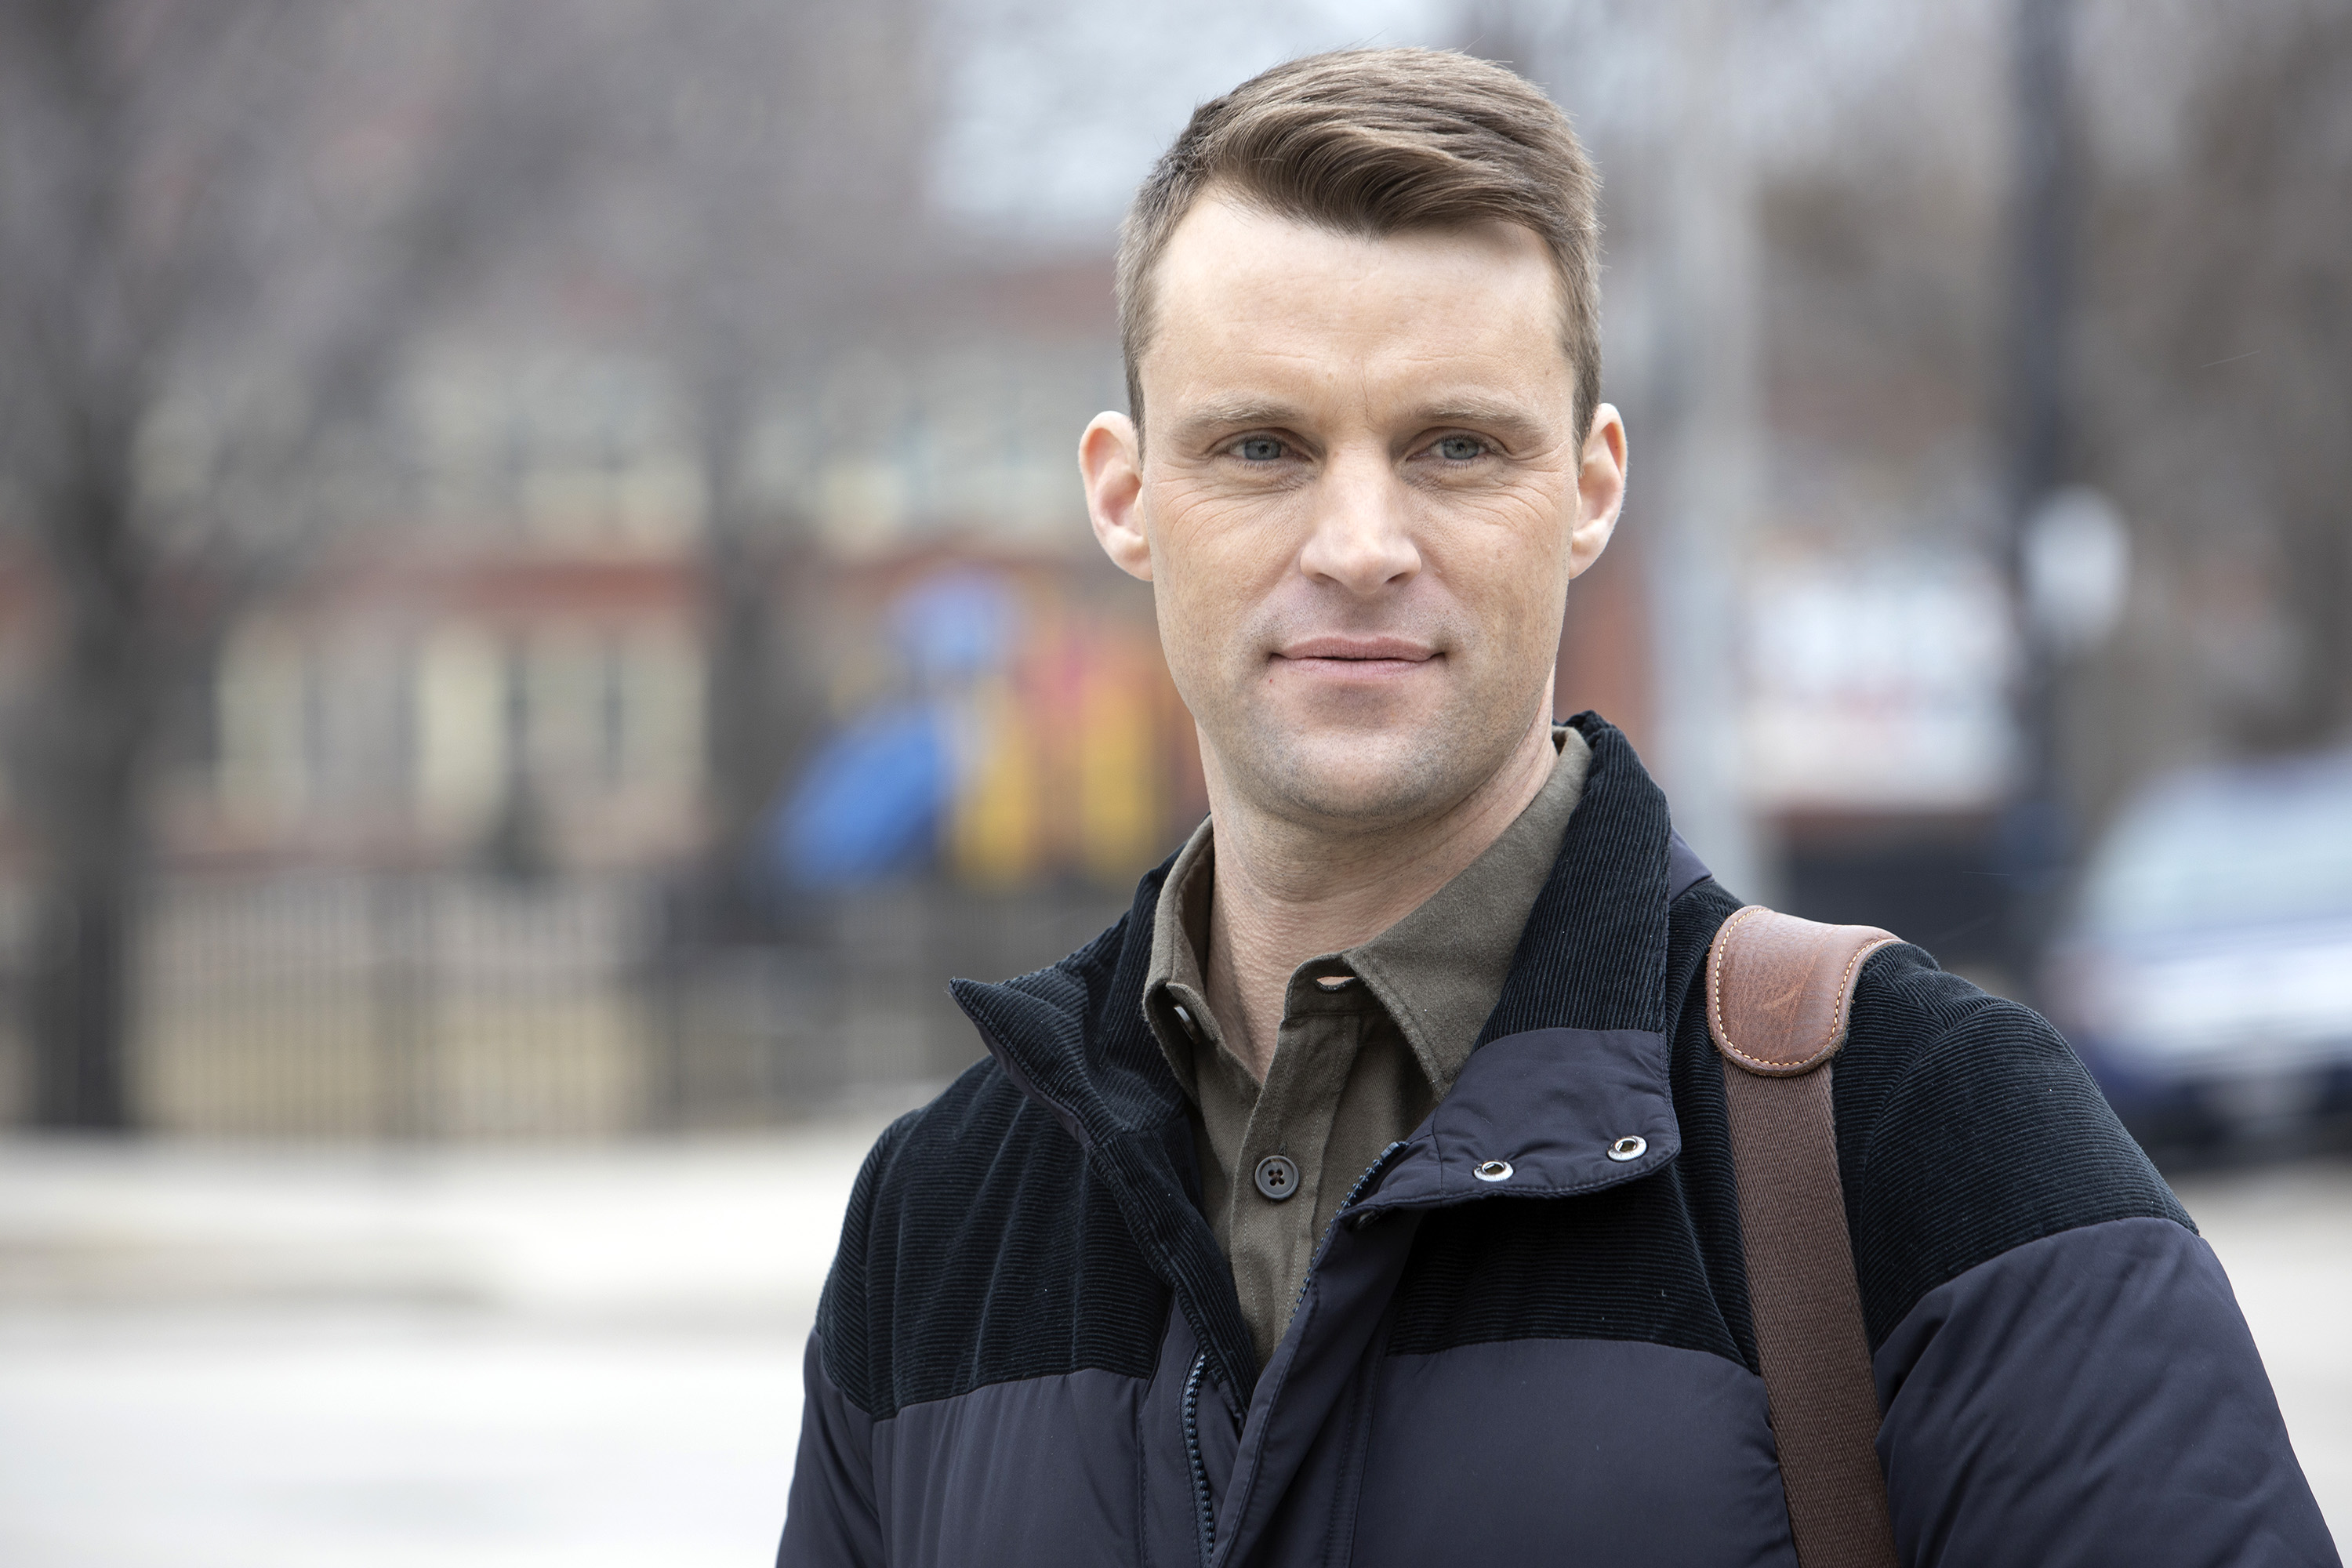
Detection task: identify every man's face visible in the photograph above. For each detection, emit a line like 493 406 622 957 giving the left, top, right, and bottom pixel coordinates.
1081 192 1626 836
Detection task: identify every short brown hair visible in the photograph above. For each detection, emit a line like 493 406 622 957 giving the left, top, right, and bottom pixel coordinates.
1116 48 1602 440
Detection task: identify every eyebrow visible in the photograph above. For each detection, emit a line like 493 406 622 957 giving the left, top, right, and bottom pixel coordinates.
1165 402 1305 450
1414 399 1551 448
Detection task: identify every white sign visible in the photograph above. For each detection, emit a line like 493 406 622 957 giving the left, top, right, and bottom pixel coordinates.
1741 548 2020 811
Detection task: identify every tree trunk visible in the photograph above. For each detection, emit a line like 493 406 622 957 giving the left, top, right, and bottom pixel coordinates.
705 506 784 866
691 370 822 932
24 684 147 1129
23 445 154 1131
27 864 134 1129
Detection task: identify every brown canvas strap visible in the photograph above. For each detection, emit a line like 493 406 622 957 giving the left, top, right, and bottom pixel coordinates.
1708 905 1902 1568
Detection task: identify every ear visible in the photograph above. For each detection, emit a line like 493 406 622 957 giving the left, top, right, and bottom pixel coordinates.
1080 412 1152 582
1566 401 1628 579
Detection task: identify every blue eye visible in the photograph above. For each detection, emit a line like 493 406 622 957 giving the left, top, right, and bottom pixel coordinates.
1236 437 1286 462
1436 435 1486 460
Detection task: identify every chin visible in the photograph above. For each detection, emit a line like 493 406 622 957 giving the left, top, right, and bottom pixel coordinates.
1244 716 1502 830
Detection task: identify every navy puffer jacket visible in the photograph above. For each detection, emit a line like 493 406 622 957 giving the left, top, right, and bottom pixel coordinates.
782 715 2336 1567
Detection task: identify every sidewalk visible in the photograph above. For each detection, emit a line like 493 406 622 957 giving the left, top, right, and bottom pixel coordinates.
0 1118 903 1568
2174 1160 2352 1545
1 1127 2343 1565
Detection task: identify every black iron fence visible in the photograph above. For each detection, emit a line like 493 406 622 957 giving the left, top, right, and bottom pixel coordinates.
0 869 1128 1138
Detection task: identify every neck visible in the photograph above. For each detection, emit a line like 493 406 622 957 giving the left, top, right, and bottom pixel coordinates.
1202 713 1560 1081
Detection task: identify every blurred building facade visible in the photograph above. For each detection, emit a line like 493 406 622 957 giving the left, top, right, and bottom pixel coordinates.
0 242 1203 1132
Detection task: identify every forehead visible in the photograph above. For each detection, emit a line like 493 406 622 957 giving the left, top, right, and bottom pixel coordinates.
1142 192 1566 408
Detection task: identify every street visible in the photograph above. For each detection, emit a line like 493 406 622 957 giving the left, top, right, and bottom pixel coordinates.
1 1124 2343 1565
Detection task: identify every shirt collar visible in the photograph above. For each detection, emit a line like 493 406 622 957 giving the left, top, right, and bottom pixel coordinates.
1142 725 1592 1103
1144 813 1221 1097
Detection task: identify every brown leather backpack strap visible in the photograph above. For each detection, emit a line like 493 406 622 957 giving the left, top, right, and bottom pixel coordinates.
1708 905 1902 1568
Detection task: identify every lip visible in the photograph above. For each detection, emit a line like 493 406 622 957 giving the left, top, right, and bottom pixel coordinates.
1274 635 1438 664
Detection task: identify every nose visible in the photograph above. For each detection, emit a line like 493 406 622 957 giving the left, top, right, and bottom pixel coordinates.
1296 447 1421 593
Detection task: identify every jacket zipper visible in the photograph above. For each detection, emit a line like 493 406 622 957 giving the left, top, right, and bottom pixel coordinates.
1284 1139 1412 1327
1183 1349 1215 1566
1186 1144 1406 1568
1336 1140 1411 1228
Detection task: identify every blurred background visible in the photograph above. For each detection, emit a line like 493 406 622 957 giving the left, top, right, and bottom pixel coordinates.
0 0 2347 1561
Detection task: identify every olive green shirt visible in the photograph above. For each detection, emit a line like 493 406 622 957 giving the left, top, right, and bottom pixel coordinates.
1142 726 1593 1367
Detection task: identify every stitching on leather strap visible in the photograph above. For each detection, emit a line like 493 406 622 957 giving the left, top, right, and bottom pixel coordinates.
1706 905 1766 1064
1708 909 1897 1076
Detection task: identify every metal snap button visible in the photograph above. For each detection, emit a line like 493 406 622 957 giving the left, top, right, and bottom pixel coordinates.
1171 1004 1196 1035
1254 1154 1301 1201
1473 1159 1514 1182
1606 1135 1647 1162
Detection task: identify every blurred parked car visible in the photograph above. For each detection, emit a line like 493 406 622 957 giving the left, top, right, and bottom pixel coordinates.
2045 748 2352 1152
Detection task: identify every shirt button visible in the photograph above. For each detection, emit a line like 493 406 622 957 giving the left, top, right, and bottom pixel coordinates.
1254 1154 1301 1201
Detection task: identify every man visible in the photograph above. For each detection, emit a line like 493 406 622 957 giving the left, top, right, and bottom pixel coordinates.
782 48 2335 1566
